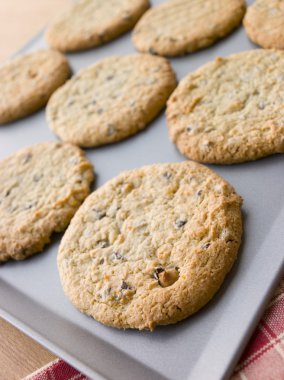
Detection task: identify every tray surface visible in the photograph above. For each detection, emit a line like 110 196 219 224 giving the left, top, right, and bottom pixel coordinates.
1 1 284 379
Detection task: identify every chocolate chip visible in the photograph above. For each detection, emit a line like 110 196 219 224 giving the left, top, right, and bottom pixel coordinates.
202 242 210 249
24 201 37 210
163 172 172 180
4 189 11 197
98 240 109 248
156 267 179 287
153 267 164 280
106 75 114 81
92 208 106 220
69 157 79 165
107 124 117 136
121 281 130 290
99 258 104 265
23 153 32 164
111 251 122 260
128 100 136 107
28 69 37 79
123 14 131 21
33 174 42 182
258 101 266 110
67 100 75 107
175 219 187 229
92 99 97 105
97 108 104 115
197 190 203 196
186 126 192 132
149 47 157 55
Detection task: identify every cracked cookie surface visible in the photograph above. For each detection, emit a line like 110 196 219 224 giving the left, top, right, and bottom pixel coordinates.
58 161 242 330
45 0 149 52
0 50 70 124
244 0 284 49
47 54 177 147
167 49 284 164
0 142 94 262
132 0 246 56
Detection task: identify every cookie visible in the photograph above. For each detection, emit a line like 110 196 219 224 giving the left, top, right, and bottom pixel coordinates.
244 0 284 49
132 0 246 57
58 161 242 330
0 142 94 262
45 0 150 52
0 50 70 124
47 54 177 147
167 49 284 164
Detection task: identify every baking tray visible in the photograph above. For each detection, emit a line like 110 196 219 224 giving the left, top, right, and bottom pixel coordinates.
1 1 284 379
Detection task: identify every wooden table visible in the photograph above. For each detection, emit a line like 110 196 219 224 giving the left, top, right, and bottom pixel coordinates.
0 2 70 379
0 0 69 62
0 319 56 380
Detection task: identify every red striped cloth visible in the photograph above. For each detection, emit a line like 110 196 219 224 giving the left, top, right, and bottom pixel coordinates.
232 278 284 380
24 278 284 380
24 359 87 380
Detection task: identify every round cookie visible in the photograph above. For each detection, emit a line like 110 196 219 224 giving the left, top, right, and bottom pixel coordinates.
0 142 94 262
47 54 177 147
132 0 246 57
0 50 70 124
45 0 150 52
58 161 242 330
244 0 284 49
167 49 284 164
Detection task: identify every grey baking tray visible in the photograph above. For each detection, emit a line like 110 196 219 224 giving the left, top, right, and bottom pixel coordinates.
1 1 284 379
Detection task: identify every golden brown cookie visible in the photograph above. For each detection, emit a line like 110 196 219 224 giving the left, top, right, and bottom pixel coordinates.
0 50 70 124
0 142 94 262
47 54 176 147
132 0 246 56
167 49 284 164
244 0 284 49
58 161 242 330
45 0 150 52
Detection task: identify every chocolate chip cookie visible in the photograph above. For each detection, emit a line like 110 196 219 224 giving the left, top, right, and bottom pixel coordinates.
0 142 94 262
58 161 242 330
132 0 246 56
167 49 284 164
45 0 150 52
0 50 70 124
47 54 176 147
244 0 284 49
